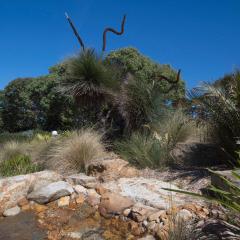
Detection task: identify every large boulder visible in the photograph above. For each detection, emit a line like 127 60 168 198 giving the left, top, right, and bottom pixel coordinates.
0 171 62 213
27 181 74 204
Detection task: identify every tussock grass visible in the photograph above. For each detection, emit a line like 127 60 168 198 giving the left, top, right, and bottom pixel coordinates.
45 129 106 174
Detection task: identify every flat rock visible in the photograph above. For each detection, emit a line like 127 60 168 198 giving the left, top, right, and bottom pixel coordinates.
66 174 97 188
28 181 74 204
3 206 21 217
131 203 157 222
102 177 187 209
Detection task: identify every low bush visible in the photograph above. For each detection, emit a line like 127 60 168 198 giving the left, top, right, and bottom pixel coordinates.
45 129 106 173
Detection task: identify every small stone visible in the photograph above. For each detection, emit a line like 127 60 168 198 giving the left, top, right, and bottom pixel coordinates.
3 206 21 217
33 203 48 213
131 203 157 222
21 204 31 211
176 209 192 221
143 220 148 227
76 194 86 204
123 208 131 217
17 197 29 207
73 185 88 195
87 189 101 206
58 196 70 207
66 174 97 188
148 210 166 222
147 221 157 231
138 235 156 240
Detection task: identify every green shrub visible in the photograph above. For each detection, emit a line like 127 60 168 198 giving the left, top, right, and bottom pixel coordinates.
0 154 42 177
116 110 194 168
190 70 240 166
115 132 169 169
45 129 106 173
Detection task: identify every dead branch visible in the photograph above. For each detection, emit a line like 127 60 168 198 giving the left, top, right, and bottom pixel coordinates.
102 15 126 52
65 12 85 51
158 69 181 94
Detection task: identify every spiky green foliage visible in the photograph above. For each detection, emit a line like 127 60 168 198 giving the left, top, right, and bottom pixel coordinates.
61 49 121 106
163 169 240 213
190 70 240 166
116 110 194 168
117 77 165 132
115 132 169 168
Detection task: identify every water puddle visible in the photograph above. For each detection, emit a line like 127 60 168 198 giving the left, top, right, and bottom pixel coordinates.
0 202 139 240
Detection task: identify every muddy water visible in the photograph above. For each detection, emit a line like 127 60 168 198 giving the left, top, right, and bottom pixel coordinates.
0 202 138 240
0 212 47 240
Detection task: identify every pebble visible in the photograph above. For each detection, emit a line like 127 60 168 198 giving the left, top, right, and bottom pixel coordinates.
3 206 21 217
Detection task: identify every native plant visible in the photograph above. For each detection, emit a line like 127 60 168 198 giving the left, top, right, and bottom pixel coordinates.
189 70 240 167
163 168 240 213
116 109 194 168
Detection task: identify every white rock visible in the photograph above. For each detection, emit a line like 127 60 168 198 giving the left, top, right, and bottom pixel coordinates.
28 181 74 204
138 235 156 240
102 177 186 209
176 209 193 221
73 185 88 195
3 206 21 217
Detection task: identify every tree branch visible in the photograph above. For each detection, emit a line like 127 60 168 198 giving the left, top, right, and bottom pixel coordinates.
65 12 85 51
102 15 126 52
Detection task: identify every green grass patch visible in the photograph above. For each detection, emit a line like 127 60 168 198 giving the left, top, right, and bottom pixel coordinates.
0 154 42 177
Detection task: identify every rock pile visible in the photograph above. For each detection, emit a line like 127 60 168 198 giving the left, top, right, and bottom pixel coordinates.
0 159 239 239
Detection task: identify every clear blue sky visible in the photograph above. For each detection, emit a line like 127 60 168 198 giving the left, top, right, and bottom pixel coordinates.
0 0 240 90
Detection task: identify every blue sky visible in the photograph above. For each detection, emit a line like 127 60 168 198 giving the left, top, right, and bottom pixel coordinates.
0 0 240 90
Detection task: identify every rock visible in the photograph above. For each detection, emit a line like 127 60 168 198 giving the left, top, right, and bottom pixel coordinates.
87 158 139 181
73 185 88 195
76 194 86 205
32 203 48 213
17 197 29 207
176 209 192 221
99 192 134 217
29 171 62 192
66 174 97 188
138 235 156 240
102 177 186 209
148 210 166 222
28 181 74 204
195 219 240 240
3 206 21 217
123 208 131 217
86 189 101 206
131 203 157 222
58 196 70 207
0 171 62 213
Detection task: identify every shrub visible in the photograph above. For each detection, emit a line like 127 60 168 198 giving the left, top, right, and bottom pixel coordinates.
116 110 194 168
115 132 169 169
190 70 240 166
45 129 106 173
0 154 41 177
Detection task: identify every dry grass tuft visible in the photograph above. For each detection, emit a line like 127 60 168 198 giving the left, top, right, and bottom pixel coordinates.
45 129 106 174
